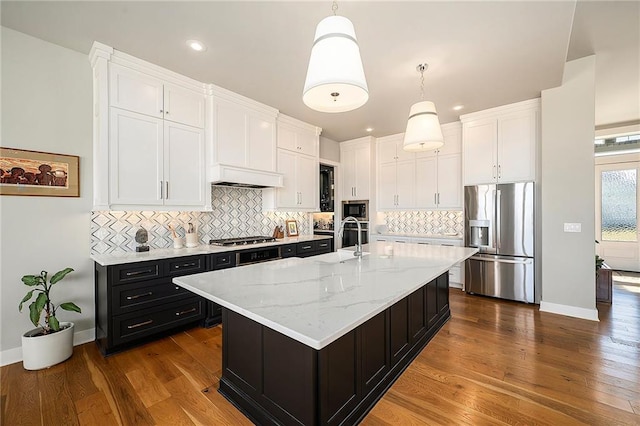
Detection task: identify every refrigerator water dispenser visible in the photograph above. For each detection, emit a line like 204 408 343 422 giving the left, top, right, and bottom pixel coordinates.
468 220 490 247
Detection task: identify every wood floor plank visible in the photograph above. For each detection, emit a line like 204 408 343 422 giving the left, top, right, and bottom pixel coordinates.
2 278 639 425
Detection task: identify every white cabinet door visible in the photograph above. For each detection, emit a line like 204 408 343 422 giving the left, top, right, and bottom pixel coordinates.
353 144 370 200
415 156 438 209
163 122 205 206
276 149 298 208
498 110 536 183
342 147 357 200
378 139 398 164
378 162 397 209
438 124 462 156
277 122 317 158
109 108 163 206
395 159 415 208
109 63 163 118
437 153 462 209
247 114 276 172
277 125 297 152
163 84 205 128
297 154 317 209
296 130 318 157
463 119 497 185
214 99 246 166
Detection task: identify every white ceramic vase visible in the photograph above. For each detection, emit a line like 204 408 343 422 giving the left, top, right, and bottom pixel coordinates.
21 322 74 370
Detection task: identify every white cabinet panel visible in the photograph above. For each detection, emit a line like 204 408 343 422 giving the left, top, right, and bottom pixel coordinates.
378 162 397 209
163 122 205 206
341 140 371 201
498 111 536 182
273 149 317 210
215 100 248 167
247 115 276 171
378 139 398 164
297 154 317 209
463 119 497 185
163 84 205 128
109 108 163 206
276 149 298 208
415 156 438 209
437 153 462 209
396 160 415 208
109 63 164 119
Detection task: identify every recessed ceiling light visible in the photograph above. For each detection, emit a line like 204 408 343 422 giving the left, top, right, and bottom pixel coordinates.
453 105 464 111
186 40 207 52
366 127 373 132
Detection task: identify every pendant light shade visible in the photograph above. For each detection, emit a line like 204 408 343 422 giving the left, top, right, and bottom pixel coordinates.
403 101 444 151
303 15 369 113
402 63 444 152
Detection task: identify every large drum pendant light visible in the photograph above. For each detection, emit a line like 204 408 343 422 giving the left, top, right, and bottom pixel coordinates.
403 63 444 152
303 1 368 113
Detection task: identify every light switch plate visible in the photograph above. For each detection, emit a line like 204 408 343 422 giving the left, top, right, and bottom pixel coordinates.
563 223 582 233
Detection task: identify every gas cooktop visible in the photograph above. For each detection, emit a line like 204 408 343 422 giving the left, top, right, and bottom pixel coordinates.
209 236 276 246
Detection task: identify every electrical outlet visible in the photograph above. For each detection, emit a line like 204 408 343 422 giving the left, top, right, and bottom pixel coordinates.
563 223 582 233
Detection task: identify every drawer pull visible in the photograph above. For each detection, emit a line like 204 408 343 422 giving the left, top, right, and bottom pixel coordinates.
126 291 153 300
319 243 328 247
175 262 197 269
125 269 154 277
176 308 197 316
127 319 153 329
302 245 312 250
441 244 454 247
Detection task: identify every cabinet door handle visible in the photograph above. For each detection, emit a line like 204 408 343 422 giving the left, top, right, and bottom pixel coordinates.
126 291 153 300
160 109 163 113
319 243 328 247
160 181 163 199
493 165 496 179
127 319 153 329
175 262 196 269
434 193 437 205
498 164 501 179
165 181 169 199
165 110 169 115
302 245 312 250
125 269 154 277
437 193 440 204
176 307 197 316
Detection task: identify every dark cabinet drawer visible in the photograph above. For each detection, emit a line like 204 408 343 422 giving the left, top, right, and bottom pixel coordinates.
316 240 331 254
297 242 316 257
280 244 297 258
112 279 192 315
209 252 236 270
112 261 162 285
112 297 204 346
165 255 205 277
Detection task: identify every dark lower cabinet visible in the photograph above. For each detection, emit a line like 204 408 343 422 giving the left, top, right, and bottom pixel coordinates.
219 272 451 426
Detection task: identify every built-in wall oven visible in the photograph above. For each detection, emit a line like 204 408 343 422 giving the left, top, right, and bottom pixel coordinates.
341 222 369 248
342 200 369 221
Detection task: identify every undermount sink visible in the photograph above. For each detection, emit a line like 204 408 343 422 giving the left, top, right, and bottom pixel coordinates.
316 249 370 264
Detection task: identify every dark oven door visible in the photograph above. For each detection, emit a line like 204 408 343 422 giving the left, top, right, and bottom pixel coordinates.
342 223 369 248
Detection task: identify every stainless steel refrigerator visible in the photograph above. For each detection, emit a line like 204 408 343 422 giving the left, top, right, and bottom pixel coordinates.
464 182 535 303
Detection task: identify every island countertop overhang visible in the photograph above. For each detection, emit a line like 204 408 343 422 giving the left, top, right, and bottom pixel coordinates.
174 241 478 349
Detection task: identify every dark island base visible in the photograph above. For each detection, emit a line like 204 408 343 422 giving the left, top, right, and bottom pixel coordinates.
219 272 451 425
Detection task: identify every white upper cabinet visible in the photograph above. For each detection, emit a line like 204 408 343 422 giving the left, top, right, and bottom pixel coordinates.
341 137 372 201
377 134 416 209
91 42 208 210
461 99 539 185
211 88 278 173
263 114 321 211
109 63 205 128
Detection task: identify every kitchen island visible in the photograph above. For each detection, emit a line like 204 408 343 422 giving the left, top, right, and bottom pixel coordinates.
174 242 477 425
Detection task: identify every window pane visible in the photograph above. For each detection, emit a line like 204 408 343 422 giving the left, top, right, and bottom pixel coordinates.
601 169 637 241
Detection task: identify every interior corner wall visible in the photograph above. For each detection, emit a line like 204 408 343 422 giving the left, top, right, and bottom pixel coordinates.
0 27 94 364
540 55 597 320
319 136 340 163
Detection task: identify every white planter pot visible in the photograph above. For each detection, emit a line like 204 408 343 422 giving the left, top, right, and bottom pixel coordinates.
21 322 74 370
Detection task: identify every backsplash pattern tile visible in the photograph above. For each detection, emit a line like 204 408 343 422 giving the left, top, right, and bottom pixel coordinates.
382 211 463 235
91 186 309 254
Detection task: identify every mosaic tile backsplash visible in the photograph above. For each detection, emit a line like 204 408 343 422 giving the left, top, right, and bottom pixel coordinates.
90 186 310 254
381 211 464 235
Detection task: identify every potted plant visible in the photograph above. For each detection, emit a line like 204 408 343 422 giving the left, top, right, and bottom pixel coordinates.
19 267 81 370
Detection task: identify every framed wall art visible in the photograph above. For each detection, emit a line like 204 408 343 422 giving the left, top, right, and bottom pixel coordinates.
0 147 79 197
286 219 299 237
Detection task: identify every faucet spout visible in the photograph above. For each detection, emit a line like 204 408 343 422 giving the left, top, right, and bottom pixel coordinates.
338 216 363 257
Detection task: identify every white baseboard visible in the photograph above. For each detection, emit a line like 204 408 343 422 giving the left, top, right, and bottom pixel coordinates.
0 327 95 367
539 301 599 322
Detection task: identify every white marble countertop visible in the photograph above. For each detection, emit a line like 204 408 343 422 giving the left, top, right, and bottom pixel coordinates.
91 235 332 266
371 232 463 240
174 241 478 350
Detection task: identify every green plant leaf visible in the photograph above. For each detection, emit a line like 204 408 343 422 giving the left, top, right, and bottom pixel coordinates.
34 292 47 313
48 316 60 332
50 268 74 285
59 302 81 313
28 302 40 327
21 275 41 286
19 290 34 312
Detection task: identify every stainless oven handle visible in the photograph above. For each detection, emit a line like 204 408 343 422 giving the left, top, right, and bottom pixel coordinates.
469 256 532 265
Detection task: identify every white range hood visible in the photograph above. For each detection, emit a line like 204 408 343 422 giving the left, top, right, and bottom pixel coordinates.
210 164 284 189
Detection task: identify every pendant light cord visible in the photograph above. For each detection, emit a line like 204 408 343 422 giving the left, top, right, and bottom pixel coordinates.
332 1 338 15
420 69 425 100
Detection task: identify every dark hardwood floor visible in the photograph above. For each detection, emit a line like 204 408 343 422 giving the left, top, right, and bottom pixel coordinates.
2 278 639 425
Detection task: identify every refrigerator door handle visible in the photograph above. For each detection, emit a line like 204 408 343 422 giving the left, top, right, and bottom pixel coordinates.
496 189 501 250
469 256 533 265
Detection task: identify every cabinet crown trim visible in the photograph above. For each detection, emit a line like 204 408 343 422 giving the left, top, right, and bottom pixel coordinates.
89 41 113 67
460 98 540 123
339 136 375 148
278 113 322 136
208 83 279 118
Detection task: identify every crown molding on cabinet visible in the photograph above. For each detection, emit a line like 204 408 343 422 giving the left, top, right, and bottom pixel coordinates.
460 98 541 123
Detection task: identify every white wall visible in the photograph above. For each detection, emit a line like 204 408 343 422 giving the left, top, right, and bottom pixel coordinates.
540 56 598 320
319 136 340 163
0 27 94 364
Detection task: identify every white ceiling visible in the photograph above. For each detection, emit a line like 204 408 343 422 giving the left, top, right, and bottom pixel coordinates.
1 1 638 141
